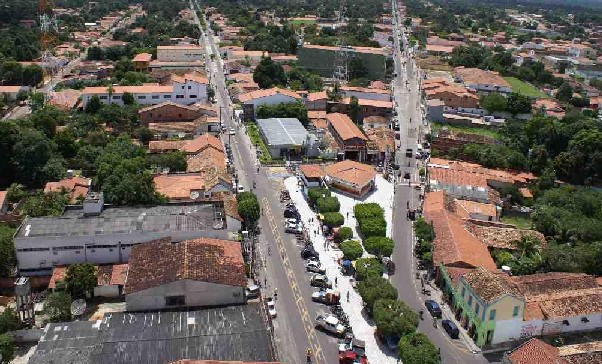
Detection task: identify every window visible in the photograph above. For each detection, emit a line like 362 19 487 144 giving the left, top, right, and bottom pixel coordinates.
461 287 466 298
17 247 50 252
489 309 496 321
513 306 520 317
164 95 171 99
467 295 473 307
181 86 185 90
99 96 108 100
113 95 121 99
190 95 197 99
176 95 184 99
188 86 192 89
138 96 147 100
165 295 185 306
475 304 480 316
152 95 160 99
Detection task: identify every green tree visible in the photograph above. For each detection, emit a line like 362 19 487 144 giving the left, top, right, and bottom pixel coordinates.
12 129 56 188
373 299 419 337
0 334 15 363
85 95 103 114
20 191 69 217
506 93 532 115
146 151 187 172
65 263 98 298
253 56 287 88
358 217 387 238
122 92 135 105
364 236 395 257
316 196 340 213
44 291 72 323
341 240 363 260
87 46 105 60
354 257 383 281
348 57 367 79
207 86 216 103
255 102 309 126
23 64 43 86
338 227 353 241
54 129 79 159
5 183 26 203
348 96 360 124
480 93 507 112
0 308 21 334
556 83 573 102
357 276 398 315
135 127 154 145
237 192 261 228
398 332 440 364
307 187 330 206
0 226 16 277
322 212 344 227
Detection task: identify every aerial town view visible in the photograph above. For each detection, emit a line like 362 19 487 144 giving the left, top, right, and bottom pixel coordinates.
0 0 601 363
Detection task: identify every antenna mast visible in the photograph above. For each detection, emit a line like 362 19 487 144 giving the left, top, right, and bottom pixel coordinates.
39 0 58 99
332 0 348 85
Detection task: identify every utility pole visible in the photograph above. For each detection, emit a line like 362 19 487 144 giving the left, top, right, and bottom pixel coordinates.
332 0 348 86
39 0 58 101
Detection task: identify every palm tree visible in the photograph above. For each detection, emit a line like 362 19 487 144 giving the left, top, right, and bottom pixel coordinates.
515 235 540 258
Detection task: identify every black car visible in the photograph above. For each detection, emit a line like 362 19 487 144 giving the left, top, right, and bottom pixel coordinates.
301 246 319 259
284 209 300 218
442 320 459 339
425 300 442 318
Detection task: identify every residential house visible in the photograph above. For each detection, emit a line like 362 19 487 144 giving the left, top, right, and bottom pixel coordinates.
153 170 231 201
326 112 368 161
237 88 302 120
49 264 128 297
0 86 31 101
363 115 390 129
340 86 391 102
81 73 208 107
149 133 223 155
124 237 246 311
299 164 325 193
0 190 7 214
503 338 602 364
324 160 376 197
132 53 152 72
568 43 596 58
305 91 329 111
533 98 565 119
186 146 227 173
431 128 499 156
455 67 513 94
44 176 91 203
140 102 218 137
365 127 395 162
48 89 82 110
423 80 481 115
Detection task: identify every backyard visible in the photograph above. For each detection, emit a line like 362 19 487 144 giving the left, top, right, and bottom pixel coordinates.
503 77 549 98
245 122 272 164
431 123 503 140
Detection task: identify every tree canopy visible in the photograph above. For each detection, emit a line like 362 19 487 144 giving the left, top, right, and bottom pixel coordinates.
253 57 287 88
398 332 440 364
357 276 398 315
341 240 364 260
66 263 98 298
373 299 419 337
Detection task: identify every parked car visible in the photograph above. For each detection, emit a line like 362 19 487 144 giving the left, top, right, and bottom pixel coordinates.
425 300 442 318
284 209 300 219
310 274 332 289
301 247 319 259
306 261 326 274
442 319 459 339
285 218 300 225
312 289 340 305
245 285 260 299
285 223 303 234
237 185 244 193
315 314 346 336
228 128 236 135
266 297 277 318
306 256 320 265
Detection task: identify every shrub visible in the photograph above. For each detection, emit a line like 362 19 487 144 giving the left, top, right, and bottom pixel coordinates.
322 212 344 227
357 276 398 315
355 258 383 281
374 299 419 337
353 203 384 220
398 333 440 364
364 236 395 257
358 217 387 238
341 240 363 260
307 187 330 205
316 196 340 213
338 227 353 242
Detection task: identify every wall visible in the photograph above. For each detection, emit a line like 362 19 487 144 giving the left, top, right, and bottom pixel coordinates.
298 47 389 81
94 284 121 298
342 90 390 102
140 104 203 124
157 48 204 62
125 279 245 311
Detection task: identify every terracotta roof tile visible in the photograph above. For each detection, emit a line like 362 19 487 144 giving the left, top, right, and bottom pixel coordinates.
148 140 188 153
49 264 129 289
139 101 200 113
341 97 393 109
299 164 325 179
124 237 246 294
237 87 301 103
0 190 7 208
324 160 376 187
307 91 328 102
462 267 521 304
44 177 91 203
222 195 242 221
423 191 497 270
181 133 223 154
463 221 546 250
365 127 395 152
153 170 230 200
326 113 367 141
187 147 227 173
453 199 497 219
506 338 566 364
455 67 511 88
133 53 152 62
83 84 173 94
169 361 281 364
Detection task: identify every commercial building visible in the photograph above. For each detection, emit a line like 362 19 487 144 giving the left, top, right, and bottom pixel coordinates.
326 112 368 161
157 45 204 62
324 160 376 197
14 193 233 275
256 117 310 158
124 237 246 311
28 304 277 364
81 73 208 107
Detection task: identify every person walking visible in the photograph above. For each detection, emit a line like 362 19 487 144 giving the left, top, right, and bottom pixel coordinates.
334 277 338 287
346 290 350 302
306 348 312 364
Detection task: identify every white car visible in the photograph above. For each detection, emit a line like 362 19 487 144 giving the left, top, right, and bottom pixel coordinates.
266 297 277 318
306 261 326 274
315 314 346 336
228 128 236 135
237 185 244 193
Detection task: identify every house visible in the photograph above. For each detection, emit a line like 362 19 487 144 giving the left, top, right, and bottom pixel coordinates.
324 160 376 197
326 112 368 161
340 86 391 102
186 146 227 173
423 191 497 273
0 85 31 101
14 194 233 275
43 176 91 203
156 45 204 62
533 98 565 119
455 67 513 94
503 338 602 364
299 164 325 192
425 44 456 55
132 52 152 72
424 81 481 112
237 88 302 120
365 127 395 162
140 102 218 137
567 43 596 58
305 91 328 111
363 115 390 129
148 133 223 155
431 128 498 156
256 118 310 158
124 237 246 311
153 170 231 201
81 73 208 107
27 305 277 364
48 264 128 297
48 89 82 110
338 97 394 120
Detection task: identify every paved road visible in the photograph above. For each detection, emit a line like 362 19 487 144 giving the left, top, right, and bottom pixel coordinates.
191 3 339 363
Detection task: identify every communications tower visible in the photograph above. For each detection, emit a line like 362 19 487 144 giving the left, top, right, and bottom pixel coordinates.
332 0 348 85
39 0 58 98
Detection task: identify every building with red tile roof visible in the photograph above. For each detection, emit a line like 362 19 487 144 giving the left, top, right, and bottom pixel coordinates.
324 160 376 197
44 176 91 203
504 338 566 364
153 169 231 201
124 237 246 311
49 264 129 297
325 113 368 161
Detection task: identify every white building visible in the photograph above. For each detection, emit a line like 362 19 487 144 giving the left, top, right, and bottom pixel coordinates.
14 193 232 276
237 87 302 120
124 237 247 311
157 45 204 62
0 85 31 101
454 67 513 94
81 73 208 108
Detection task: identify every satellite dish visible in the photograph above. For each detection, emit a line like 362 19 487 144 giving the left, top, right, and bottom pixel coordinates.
190 191 200 200
70 299 87 316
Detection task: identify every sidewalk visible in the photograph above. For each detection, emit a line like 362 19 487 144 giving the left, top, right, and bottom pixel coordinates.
284 176 398 364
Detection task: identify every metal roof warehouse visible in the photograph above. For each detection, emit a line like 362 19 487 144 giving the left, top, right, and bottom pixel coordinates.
256 117 309 158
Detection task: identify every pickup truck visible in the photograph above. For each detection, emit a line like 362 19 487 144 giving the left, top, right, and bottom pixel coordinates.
311 289 340 305
315 314 346 336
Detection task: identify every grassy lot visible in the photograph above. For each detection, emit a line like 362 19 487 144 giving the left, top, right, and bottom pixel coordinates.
245 122 272 164
289 19 316 26
503 77 548 98
501 215 533 230
431 123 503 140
